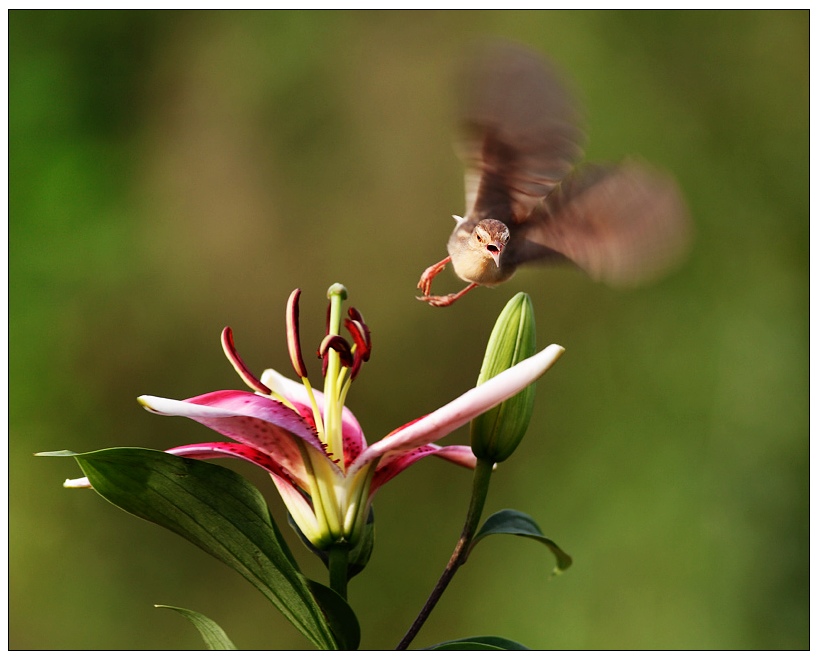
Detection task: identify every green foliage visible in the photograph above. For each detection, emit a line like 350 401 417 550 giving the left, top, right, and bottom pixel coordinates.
57 448 346 649
155 605 238 650
470 509 572 576
427 635 530 650
306 580 361 651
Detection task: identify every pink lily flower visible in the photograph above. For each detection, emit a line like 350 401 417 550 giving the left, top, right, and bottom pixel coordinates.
67 284 564 552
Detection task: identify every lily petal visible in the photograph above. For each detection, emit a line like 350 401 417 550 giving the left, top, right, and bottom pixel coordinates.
270 472 324 545
64 477 92 488
350 344 564 476
167 442 308 490
138 390 342 481
370 443 477 494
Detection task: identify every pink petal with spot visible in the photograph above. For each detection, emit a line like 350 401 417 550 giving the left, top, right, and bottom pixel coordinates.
139 390 341 480
370 443 477 494
166 442 308 490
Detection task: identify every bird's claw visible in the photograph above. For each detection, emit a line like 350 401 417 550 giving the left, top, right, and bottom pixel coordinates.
416 294 458 308
417 260 448 296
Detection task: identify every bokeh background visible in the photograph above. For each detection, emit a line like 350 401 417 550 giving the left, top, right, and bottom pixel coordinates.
10 10 808 650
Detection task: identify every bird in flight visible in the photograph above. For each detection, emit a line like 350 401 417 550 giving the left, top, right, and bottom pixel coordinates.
417 42 692 307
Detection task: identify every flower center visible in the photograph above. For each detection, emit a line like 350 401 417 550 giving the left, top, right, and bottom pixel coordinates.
285 283 371 472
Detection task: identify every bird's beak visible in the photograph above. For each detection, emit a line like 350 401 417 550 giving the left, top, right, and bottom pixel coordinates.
489 245 503 268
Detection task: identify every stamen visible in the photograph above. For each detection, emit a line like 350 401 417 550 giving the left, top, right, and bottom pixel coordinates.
319 334 354 368
221 327 272 395
347 308 372 361
286 289 308 379
344 318 369 379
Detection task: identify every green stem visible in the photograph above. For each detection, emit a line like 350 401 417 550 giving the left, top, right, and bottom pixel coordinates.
328 543 349 600
395 458 494 650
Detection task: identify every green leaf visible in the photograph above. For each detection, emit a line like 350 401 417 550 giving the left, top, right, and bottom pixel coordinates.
307 580 360 651
67 447 339 649
427 635 530 650
155 605 237 650
470 508 573 576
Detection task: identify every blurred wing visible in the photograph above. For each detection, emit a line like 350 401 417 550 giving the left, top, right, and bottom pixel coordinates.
459 42 584 224
508 162 693 287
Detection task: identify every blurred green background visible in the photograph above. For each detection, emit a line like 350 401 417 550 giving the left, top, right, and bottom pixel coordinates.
10 10 808 650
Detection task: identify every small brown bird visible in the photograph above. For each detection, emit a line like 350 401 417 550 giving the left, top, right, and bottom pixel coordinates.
417 43 692 307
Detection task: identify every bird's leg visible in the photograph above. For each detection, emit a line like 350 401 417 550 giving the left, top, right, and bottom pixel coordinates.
417 282 479 307
416 256 452 296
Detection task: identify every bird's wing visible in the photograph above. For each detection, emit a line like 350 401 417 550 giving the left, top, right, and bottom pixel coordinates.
507 162 693 287
459 42 584 225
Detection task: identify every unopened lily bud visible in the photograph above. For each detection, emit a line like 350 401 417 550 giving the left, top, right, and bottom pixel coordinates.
471 292 538 463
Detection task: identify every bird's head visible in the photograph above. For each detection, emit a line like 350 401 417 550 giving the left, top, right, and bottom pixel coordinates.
471 219 510 268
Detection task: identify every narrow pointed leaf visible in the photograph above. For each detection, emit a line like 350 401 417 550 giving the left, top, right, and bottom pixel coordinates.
427 636 530 650
469 508 573 575
69 447 338 649
155 605 237 650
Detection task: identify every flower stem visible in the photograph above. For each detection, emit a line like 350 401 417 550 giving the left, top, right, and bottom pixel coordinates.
395 457 494 650
328 543 350 600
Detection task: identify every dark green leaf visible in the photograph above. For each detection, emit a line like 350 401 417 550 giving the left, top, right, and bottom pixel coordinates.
155 605 237 650
66 447 338 649
307 580 360 651
470 508 573 575
427 636 530 650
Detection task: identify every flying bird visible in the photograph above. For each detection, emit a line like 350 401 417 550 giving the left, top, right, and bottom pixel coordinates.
417 43 692 307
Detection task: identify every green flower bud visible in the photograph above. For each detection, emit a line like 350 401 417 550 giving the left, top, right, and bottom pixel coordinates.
471 292 538 463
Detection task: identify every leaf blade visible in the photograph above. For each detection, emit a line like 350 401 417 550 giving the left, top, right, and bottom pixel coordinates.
72 447 338 649
427 635 530 650
470 508 573 575
155 605 237 650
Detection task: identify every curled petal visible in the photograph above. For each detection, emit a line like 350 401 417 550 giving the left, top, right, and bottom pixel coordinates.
221 327 272 395
350 344 565 476
370 443 477 494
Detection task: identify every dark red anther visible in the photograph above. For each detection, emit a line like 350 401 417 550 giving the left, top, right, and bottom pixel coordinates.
343 318 369 379
286 289 308 379
319 334 354 368
347 307 372 361
221 327 273 395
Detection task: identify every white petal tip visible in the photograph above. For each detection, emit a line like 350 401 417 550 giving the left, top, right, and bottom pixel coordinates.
63 477 92 489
